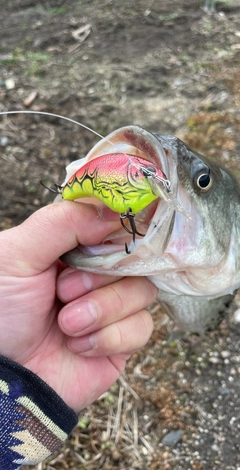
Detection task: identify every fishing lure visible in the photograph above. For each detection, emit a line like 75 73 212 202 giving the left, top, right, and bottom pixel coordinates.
60 153 169 210
48 152 171 253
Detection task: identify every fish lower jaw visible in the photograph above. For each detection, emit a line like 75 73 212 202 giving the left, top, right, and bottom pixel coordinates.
61 196 173 269
61 241 159 271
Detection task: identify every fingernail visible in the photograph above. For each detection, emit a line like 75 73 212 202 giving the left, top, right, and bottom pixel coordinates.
81 272 93 290
61 301 97 334
58 267 77 281
68 335 95 353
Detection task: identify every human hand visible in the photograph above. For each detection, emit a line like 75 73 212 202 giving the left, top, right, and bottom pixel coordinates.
0 201 156 412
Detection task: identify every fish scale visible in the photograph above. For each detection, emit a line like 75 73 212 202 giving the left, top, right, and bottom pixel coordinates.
156 291 232 336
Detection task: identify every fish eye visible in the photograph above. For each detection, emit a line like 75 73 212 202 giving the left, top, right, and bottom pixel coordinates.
195 170 213 192
141 166 157 177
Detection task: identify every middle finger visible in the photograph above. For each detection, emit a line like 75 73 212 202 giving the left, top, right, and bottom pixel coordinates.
58 276 157 337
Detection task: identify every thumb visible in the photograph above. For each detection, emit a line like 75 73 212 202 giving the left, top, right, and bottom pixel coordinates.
1 201 120 274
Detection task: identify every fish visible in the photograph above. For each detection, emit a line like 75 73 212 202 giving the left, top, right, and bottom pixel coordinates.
60 125 239 336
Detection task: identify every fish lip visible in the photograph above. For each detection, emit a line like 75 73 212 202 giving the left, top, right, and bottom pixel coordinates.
60 126 178 271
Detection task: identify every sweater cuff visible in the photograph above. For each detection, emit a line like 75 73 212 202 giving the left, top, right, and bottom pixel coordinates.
0 355 78 469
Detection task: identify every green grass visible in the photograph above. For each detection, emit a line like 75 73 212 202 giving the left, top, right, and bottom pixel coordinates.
35 4 68 14
24 51 50 76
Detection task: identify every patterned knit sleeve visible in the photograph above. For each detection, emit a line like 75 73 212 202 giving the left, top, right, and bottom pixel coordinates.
0 356 78 470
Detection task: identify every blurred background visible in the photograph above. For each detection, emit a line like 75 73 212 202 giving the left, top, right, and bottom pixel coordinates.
0 1 240 469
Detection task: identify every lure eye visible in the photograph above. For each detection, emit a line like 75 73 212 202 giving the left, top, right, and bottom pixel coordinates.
141 166 157 177
194 170 213 192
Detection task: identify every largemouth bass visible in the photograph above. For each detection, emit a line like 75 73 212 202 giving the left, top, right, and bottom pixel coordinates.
61 125 239 336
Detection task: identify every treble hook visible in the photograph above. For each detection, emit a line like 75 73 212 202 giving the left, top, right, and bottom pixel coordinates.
120 208 145 254
40 180 63 194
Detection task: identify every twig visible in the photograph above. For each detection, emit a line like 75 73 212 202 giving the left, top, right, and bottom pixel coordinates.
112 385 124 442
140 435 154 454
119 375 141 401
133 407 139 448
69 24 92 52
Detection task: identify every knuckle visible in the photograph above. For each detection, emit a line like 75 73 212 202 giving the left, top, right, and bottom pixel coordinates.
112 322 124 349
137 310 153 341
127 277 157 308
108 284 125 314
141 277 158 302
96 322 124 353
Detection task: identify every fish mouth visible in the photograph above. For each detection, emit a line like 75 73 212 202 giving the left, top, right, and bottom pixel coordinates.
61 126 182 274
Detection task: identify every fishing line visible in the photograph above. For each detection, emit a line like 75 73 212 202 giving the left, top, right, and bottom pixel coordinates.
0 110 119 150
0 109 130 192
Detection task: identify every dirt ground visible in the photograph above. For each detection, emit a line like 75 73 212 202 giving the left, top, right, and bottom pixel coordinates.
1 0 240 469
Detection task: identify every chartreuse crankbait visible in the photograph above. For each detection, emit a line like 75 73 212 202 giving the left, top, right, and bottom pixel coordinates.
45 151 186 253
61 153 170 211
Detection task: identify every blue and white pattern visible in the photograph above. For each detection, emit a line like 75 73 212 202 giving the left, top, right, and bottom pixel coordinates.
0 357 77 470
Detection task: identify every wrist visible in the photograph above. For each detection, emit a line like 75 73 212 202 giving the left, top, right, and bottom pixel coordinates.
0 356 78 467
